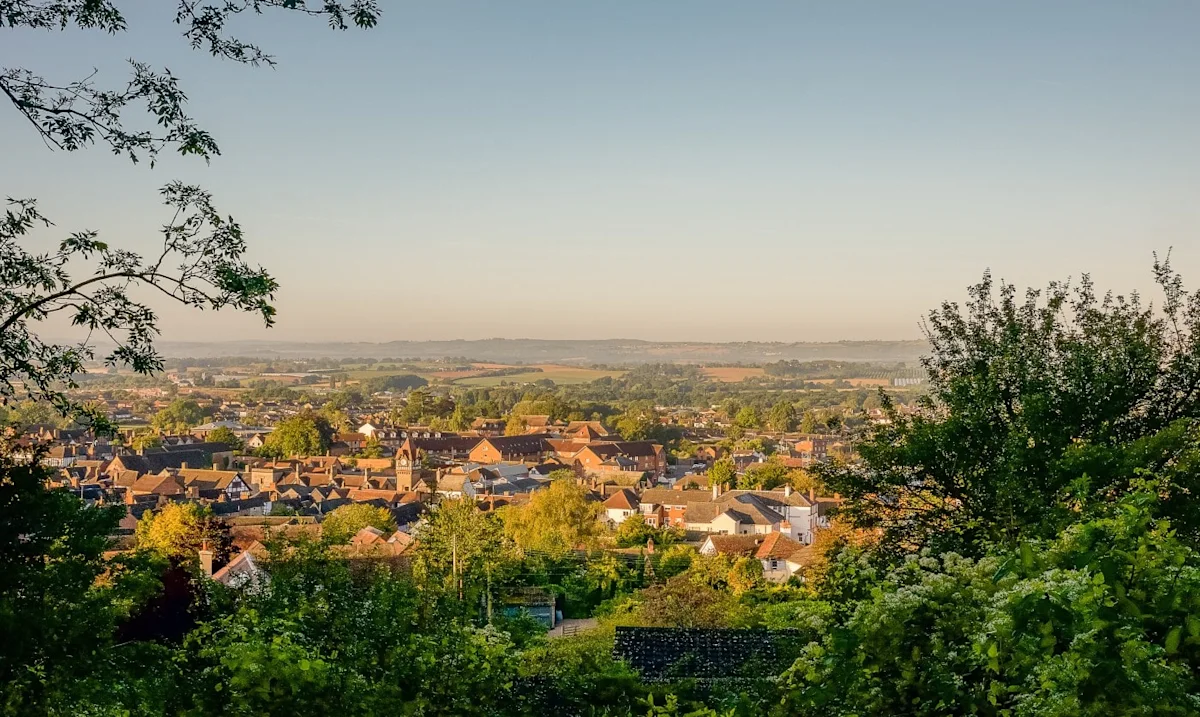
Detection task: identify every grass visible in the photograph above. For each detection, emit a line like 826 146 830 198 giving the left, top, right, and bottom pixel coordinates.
454 364 625 387
702 366 765 382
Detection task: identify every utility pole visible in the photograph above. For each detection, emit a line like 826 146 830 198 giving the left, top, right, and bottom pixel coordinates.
486 560 493 623
452 532 461 600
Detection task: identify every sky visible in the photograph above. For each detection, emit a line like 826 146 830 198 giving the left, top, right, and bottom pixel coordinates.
4 1 1199 343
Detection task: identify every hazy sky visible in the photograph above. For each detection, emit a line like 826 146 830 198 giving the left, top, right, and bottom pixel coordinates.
5 2 1199 343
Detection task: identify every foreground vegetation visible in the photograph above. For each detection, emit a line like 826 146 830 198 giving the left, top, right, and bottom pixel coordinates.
3 261 1200 715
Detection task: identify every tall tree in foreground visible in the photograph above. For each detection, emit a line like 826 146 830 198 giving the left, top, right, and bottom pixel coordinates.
2 1 380 426
3 4 380 714
0 446 160 713
782 478 1200 715
819 258 1200 557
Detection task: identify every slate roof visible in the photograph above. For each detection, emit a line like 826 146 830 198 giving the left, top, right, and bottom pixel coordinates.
477 434 553 454
586 440 661 458
113 450 208 475
717 488 814 509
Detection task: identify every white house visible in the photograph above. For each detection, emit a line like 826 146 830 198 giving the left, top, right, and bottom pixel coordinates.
699 532 810 584
602 488 639 526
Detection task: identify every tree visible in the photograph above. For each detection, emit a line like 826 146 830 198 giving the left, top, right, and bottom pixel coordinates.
631 574 739 629
655 544 695 580
150 398 204 434
415 498 509 600
708 457 737 489
615 514 657 549
320 503 396 544
767 401 797 432
615 514 682 549
320 406 351 432
0 448 160 714
738 458 790 491
727 556 765 595
264 411 332 458
359 435 384 458
2 1 379 427
502 480 603 555
782 479 1200 715
820 262 1200 557
504 414 528 436
135 502 229 562
205 425 243 452
733 406 761 430
613 402 659 441
1 186 278 430
799 411 821 434
130 431 163 451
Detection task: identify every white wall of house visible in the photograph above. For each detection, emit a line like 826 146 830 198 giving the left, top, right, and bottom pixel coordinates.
761 557 796 584
606 508 634 525
709 513 740 535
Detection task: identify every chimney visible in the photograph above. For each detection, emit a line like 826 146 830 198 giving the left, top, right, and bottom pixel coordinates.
198 545 214 577
808 487 815 502
834 492 841 501
180 461 189 470
712 483 720 500
783 484 792 497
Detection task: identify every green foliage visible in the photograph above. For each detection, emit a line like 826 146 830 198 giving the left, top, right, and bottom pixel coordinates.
416 498 509 600
205 426 243 452
151 398 205 434
737 458 791 491
656 544 697 580
782 479 1200 715
516 628 645 715
708 457 737 489
263 411 332 458
615 514 684 549
503 480 604 555
130 431 163 451
620 574 746 629
0 450 161 714
0 187 278 431
821 263 1200 557
241 380 299 403
177 542 519 717
613 402 659 441
136 502 229 562
320 503 396 544
733 406 761 430
358 373 428 395
766 400 797 432
358 435 384 458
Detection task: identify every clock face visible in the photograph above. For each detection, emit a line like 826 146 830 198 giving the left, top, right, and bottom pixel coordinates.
399 458 408 466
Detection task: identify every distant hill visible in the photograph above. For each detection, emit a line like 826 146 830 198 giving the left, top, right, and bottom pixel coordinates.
152 339 929 365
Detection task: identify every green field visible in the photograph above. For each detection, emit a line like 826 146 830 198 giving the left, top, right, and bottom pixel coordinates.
454 365 625 387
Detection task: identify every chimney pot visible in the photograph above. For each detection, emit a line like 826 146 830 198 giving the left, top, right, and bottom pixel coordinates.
198 548 214 577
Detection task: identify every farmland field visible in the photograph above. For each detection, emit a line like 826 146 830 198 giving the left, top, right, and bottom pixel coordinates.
808 377 893 387
454 364 625 387
702 366 766 382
